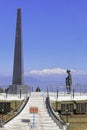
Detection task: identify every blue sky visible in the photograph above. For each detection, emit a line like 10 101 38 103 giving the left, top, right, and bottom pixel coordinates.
0 0 87 76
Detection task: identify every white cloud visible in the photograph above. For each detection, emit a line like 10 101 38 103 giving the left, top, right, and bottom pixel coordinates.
29 68 66 75
28 68 87 76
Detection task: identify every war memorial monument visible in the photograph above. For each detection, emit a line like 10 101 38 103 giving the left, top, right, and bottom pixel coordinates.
7 9 28 94
0 8 87 130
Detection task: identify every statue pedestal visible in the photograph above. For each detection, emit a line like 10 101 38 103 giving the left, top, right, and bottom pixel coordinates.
6 85 29 94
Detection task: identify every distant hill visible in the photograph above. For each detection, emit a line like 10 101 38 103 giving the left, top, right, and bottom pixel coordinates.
0 74 87 92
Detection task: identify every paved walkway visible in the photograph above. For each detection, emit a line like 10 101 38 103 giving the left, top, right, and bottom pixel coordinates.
49 92 87 101
2 92 61 130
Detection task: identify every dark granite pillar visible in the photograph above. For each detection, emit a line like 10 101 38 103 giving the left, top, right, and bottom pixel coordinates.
12 8 24 85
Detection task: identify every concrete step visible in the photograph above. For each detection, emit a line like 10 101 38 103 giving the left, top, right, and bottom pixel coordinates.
40 120 55 123
4 92 63 130
41 127 60 130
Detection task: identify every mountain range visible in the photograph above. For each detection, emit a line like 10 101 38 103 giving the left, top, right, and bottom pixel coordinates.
0 74 87 92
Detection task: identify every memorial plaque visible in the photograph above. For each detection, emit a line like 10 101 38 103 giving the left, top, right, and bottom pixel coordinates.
76 103 86 114
61 103 74 114
0 102 11 114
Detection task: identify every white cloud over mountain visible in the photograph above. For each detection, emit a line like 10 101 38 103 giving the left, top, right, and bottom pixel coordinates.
29 68 87 76
30 68 85 75
0 68 87 86
30 68 66 75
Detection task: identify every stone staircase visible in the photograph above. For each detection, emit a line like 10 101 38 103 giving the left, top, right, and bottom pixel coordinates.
3 92 63 130
28 92 62 130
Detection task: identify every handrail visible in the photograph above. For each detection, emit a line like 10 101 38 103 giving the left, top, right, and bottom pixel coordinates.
4 96 29 124
46 96 67 130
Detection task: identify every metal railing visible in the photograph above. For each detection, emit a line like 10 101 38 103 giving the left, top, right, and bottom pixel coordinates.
46 96 67 130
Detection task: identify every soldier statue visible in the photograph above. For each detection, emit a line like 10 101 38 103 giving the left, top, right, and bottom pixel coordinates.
66 70 72 94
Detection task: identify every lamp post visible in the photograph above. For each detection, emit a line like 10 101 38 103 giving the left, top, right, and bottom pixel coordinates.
73 89 75 99
47 87 49 97
5 89 7 98
32 86 33 92
57 86 58 99
56 86 58 112
20 88 22 99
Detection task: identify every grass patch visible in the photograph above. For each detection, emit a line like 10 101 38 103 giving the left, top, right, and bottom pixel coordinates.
51 100 87 130
0 100 23 123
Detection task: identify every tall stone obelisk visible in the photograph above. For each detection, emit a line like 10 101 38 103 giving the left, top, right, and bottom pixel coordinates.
7 9 28 94
12 8 23 85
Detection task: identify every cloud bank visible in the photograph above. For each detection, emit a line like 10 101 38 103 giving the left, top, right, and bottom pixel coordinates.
30 68 70 75
29 68 87 76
